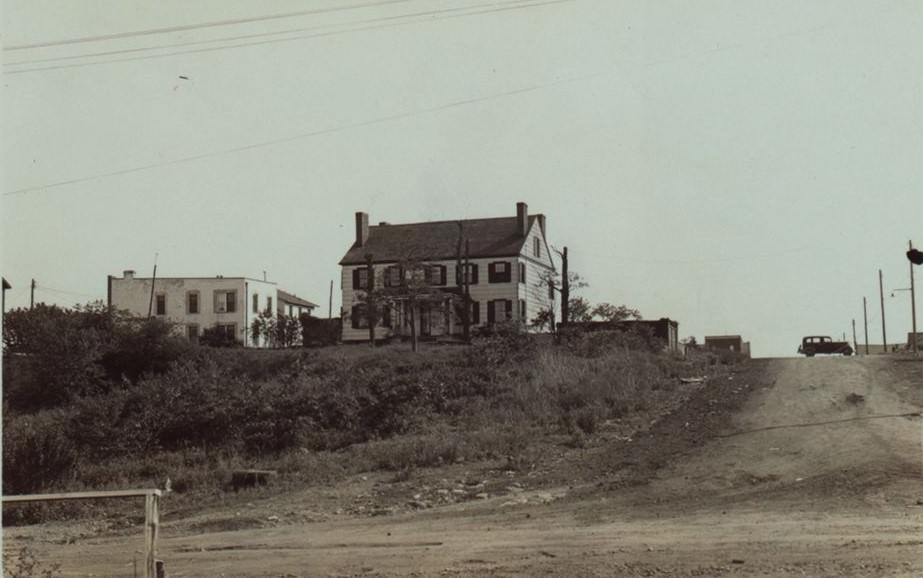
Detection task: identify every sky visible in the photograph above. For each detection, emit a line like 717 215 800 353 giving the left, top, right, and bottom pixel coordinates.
2 0 921 358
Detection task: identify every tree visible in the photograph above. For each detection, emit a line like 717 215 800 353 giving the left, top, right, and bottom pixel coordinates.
591 302 641 322
568 296 593 322
534 266 589 328
376 258 454 352
2 302 190 409
251 311 275 347
275 314 302 348
2 304 107 408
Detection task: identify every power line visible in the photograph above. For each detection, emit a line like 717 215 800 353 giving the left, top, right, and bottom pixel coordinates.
567 245 818 265
3 0 420 51
5 66 597 198
36 285 101 300
4 0 573 74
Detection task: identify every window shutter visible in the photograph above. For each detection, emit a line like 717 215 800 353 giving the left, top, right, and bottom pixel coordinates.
505 300 513 320
488 262 497 283
471 300 480 324
471 264 479 285
487 300 495 324
352 269 360 290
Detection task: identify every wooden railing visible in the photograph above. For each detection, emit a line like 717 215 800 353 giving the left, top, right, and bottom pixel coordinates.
2 489 163 578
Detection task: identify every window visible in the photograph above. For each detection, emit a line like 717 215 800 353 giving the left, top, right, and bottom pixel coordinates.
455 263 479 285
424 264 447 286
266 296 273 314
214 290 237 313
384 265 402 287
155 294 166 316
533 237 541 258
252 293 259 313
351 303 369 329
187 291 199 314
217 323 237 340
519 263 526 284
352 267 372 290
187 324 199 343
519 299 527 320
488 261 512 283
487 299 512 324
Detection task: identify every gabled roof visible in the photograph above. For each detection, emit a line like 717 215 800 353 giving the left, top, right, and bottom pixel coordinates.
278 290 317 309
339 215 543 265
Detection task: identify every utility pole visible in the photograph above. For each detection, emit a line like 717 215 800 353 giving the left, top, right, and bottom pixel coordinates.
30 278 36 309
852 319 858 354
365 254 375 347
2 278 10 315
560 246 569 326
863 296 869 355
147 255 158 319
879 269 887 353
464 239 471 344
910 240 918 355
328 280 333 319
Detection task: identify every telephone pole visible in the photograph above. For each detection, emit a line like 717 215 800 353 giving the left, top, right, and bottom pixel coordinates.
879 269 887 353
560 246 569 326
30 278 36 309
910 240 918 355
852 319 858 354
863 296 869 355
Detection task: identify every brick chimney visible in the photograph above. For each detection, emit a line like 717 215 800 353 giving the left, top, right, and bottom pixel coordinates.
123 270 135 279
516 202 528 237
355 212 369 247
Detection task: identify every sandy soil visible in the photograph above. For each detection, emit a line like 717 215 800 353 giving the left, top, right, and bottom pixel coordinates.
5 356 922 577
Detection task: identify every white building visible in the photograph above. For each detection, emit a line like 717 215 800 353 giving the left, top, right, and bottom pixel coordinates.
107 271 314 347
338 202 555 342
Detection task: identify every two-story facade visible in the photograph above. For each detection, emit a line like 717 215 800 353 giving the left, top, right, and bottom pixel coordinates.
107 271 303 347
338 202 555 342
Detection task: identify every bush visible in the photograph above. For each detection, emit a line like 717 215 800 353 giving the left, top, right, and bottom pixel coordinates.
2 304 191 410
2 546 61 578
3 409 77 494
99 317 191 383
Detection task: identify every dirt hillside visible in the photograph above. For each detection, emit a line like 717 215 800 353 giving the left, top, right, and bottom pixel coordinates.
6 356 922 577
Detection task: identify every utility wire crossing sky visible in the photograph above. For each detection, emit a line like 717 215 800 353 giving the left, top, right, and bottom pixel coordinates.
3 0 921 358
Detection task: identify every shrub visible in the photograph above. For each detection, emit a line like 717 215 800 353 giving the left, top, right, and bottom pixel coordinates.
3 409 77 494
2 546 61 578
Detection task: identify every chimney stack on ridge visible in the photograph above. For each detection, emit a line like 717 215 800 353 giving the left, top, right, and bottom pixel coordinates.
516 202 528 237
355 212 369 247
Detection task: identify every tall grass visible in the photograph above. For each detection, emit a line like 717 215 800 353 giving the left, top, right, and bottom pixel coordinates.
3 330 724 519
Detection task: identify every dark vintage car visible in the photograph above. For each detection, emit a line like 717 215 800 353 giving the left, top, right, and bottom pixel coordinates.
798 335 853 357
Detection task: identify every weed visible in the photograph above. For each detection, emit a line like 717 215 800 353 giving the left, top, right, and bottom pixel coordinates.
2 546 61 578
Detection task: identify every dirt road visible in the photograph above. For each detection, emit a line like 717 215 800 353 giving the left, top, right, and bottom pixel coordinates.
8 356 923 577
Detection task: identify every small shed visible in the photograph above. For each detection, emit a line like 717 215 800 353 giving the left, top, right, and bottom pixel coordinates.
704 335 750 357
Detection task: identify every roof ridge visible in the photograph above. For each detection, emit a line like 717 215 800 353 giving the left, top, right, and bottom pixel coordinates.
371 215 515 228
